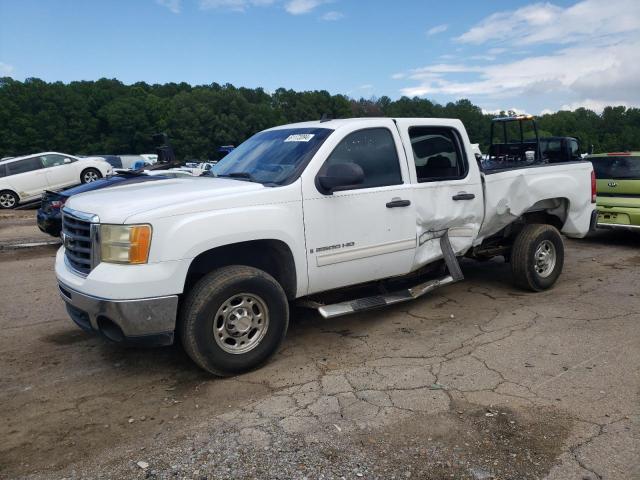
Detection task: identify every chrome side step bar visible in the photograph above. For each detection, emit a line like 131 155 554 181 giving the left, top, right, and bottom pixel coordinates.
316 275 456 319
304 230 465 320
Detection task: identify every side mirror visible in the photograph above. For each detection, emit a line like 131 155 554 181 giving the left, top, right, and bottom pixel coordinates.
64 158 71 164
317 162 364 194
474 153 483 163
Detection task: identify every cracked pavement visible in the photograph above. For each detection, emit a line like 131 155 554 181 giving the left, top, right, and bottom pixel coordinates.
1 229 639 479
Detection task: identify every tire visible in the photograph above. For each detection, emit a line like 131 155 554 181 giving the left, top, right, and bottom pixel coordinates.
81 168 102 184
511 224 564 292
0 190 18 209
179 265 289 376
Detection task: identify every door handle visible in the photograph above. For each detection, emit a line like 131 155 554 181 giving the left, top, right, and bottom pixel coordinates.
386 199 411 208
452 193 475 201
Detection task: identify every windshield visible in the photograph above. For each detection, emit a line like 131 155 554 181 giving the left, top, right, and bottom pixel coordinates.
591 156 640 180
212 128 333 185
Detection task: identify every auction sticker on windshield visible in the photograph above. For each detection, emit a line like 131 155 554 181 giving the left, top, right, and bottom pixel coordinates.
284 134 315 142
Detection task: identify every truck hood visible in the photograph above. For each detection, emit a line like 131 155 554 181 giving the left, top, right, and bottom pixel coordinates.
65 177 265 223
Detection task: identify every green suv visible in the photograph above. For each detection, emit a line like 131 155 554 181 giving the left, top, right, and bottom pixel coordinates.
590 152 640 230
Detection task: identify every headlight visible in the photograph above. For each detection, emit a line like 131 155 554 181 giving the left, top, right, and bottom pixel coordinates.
100 224 152 264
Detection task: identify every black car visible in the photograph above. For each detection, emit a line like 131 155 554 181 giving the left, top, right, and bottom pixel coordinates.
37 172 173 236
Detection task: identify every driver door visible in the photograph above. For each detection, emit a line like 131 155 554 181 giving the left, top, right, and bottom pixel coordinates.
301 123 417 295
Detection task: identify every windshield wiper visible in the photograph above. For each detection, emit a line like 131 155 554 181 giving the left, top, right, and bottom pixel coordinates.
216 172 256 182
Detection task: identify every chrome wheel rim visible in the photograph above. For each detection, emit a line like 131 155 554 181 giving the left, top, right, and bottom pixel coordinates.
213 293 269 354
0 193 16 208
84 171 99 182
534 240 556 278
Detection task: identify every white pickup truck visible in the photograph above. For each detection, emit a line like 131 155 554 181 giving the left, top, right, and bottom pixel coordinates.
55 118 596 375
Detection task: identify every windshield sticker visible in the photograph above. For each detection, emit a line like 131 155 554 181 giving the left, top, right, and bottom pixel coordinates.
284 134 315 142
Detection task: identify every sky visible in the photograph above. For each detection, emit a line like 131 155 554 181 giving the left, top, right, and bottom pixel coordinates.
0 0 639 114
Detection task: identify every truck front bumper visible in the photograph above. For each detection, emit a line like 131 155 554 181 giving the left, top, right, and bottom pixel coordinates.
58 282 178 346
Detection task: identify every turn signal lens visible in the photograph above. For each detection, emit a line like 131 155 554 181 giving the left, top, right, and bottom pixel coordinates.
100 224 152 264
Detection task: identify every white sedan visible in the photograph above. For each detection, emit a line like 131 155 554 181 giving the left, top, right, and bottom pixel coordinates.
0 152 113 209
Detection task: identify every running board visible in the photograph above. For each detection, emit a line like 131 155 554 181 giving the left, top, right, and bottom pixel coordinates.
305 230 464 319
316 275 455 319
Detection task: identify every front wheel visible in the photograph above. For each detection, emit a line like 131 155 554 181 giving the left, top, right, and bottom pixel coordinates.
0 190 18 209
511 224 564 291
179 265 289 376
81 168 102 184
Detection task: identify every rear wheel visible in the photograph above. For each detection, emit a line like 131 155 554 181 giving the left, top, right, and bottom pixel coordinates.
81 168 101 184
0 190 18 209
179 265 289 376
511 224 564 291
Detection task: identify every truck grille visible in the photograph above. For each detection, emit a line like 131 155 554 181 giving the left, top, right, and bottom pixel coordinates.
62 210 94 275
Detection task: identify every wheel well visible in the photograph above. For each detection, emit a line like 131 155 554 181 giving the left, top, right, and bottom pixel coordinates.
0 189 19 204
522 197 569 230
184 240 297 300
470 199 567 259
521 211 564 230
0 189 18 197
81 167 100 176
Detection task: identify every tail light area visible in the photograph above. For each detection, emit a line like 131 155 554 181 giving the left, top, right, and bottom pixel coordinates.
591 170 597 203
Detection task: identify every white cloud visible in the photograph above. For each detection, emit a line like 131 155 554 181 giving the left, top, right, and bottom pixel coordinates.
426 24 448 36
321 10 343 21
456 0 640 46
156 0 182 13
285 0 327 15
0 62 14 75
198 0 328 14
469 55 495 61
399 41 640 101
560 99 628 113
395 0 640 112
199 0 275 12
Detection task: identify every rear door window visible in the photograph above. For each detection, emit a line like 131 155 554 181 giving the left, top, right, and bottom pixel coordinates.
6 157 44 175
592 156 640 179
320 128 402 189
409 127 468 182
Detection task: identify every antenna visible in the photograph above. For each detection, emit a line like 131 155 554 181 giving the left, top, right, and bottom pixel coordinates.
320 113 332 123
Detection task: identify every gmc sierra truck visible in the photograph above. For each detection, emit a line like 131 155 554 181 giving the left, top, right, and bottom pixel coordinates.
56 117 597 376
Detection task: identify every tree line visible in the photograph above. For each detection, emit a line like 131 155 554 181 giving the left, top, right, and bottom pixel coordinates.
1 77 638 160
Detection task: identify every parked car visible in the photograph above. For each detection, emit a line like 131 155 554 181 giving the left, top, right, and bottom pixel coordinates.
55 117 596 376
37 170 188 236
0 152 112 209
539 136 584 163
171 162 218 176
590 152 640 230
95 155 151 171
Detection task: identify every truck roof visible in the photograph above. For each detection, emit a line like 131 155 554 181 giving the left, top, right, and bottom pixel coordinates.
267 117 466 131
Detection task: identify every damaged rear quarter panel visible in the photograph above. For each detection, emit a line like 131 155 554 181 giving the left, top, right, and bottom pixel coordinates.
478 162 594 241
